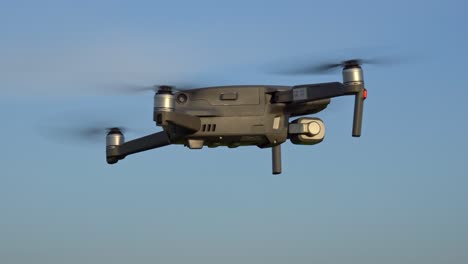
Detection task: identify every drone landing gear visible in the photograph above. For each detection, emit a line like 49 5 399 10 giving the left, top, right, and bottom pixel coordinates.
272 144 282 175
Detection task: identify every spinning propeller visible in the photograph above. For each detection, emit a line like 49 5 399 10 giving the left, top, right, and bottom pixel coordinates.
46 125 133 143
78 126 129 142
271 56 402 75
116 84 197 94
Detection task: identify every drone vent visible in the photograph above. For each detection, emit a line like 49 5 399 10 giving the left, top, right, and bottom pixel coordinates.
201 124 217 132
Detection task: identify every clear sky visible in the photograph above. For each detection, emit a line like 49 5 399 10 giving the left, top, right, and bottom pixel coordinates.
1 0 467 263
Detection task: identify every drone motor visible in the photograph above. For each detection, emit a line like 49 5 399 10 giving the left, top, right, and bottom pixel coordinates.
154 86 175 113
342 64 364 85
106 128 124 164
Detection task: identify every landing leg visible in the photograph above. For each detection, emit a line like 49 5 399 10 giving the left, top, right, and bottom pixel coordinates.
272 144 282 175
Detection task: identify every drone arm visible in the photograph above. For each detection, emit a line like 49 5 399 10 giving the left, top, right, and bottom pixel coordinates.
107 131 171 162
273 82 361 103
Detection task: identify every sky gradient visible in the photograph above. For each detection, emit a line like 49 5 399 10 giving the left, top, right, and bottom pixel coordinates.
1 0 467 263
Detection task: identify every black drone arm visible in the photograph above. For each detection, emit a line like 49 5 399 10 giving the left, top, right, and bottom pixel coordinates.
107 111 202 164
107 131 171 163
273 82 366 137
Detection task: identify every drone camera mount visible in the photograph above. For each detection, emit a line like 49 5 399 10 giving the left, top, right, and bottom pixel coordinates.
289 117 325 145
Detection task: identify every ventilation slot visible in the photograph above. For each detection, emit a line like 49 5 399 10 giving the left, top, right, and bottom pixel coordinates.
201 124 217 132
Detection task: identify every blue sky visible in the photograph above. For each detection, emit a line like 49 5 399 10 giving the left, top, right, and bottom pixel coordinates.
1 0 467 263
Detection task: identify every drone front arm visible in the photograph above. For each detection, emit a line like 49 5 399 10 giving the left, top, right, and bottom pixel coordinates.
106 111 202 164
106 131 171 163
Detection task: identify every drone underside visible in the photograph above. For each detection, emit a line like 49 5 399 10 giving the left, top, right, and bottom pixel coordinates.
106 61 368 174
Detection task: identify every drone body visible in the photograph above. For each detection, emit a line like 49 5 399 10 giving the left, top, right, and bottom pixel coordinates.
106 62 367 174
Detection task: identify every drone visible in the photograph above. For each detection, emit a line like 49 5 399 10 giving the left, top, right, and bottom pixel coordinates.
105 59 370 174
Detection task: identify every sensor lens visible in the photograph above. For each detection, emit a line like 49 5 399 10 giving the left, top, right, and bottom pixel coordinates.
307 121 321 136
177 93 188 103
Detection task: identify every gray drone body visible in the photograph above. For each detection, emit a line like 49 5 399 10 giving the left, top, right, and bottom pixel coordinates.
106 63 367 174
